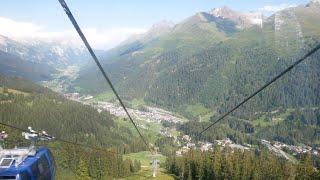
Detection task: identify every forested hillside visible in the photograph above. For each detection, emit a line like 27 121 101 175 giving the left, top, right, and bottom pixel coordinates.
75 9 240 94
0 51 56 81
165 149 320 179
0 75 144 179
179 107 320 146
76 3 320 114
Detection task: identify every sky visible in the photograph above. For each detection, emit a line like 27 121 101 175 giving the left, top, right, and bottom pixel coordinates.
0 0 310 49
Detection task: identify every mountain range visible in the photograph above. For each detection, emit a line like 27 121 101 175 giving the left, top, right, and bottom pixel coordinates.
75 1 320 116
0 35 90 81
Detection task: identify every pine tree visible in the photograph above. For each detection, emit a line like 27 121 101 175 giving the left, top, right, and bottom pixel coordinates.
212 149 222 179
296 154 316 179
3 86 8 93
76 158 90 179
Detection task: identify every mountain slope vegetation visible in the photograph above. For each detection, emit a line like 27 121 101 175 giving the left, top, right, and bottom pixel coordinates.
0 75 145 178
76 3 320 114
165 149 320 179
0 50 56 81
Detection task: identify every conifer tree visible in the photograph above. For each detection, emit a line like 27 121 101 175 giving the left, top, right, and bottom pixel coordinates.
297 154 316 179
76 158 89 179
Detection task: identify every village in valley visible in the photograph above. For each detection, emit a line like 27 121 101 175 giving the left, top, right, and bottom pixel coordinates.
64 92 183 124
64 92 320 162
172 133 320 162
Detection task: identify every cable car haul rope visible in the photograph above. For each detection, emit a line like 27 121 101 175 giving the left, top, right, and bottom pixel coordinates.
198 43 320 137
57 0 152 153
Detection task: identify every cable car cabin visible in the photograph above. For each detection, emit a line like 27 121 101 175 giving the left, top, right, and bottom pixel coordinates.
0 146 55 180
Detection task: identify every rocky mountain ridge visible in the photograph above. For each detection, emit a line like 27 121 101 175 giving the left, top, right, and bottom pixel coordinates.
210 6 263 29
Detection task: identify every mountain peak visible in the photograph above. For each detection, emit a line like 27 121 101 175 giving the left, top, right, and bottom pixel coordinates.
142 20 174 40
210 7 263 29
119 20 174 45
210 6 238 18
308 0 320 6
306 0 320 9
0 35 9 46
150 20 174 31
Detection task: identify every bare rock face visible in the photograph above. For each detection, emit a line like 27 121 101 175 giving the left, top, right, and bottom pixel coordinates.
308 0 320 7
0 34 89 67
121 20 174 45
145 20 175 39
210 6 239 19
210 6 263 29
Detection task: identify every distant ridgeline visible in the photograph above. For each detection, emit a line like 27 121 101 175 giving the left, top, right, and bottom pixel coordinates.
0 75 143 179
75 2 320 146
0 34 90 82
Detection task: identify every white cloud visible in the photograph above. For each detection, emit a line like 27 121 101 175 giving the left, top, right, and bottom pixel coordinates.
81 28 146 49
0 17 146 49
258 3 297 14
0 17 44 38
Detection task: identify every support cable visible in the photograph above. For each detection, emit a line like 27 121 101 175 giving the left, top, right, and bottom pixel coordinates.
198 43 320 137
0 121 118 154
57 0 151 152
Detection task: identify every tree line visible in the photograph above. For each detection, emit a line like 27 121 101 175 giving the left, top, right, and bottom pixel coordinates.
166 148 320 179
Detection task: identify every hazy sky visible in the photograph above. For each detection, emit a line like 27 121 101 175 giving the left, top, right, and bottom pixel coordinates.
0 0 310 49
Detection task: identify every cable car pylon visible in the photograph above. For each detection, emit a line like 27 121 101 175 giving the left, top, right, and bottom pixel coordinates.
149 147 160 177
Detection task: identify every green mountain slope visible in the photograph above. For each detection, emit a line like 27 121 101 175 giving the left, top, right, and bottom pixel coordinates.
111 11 236 58
0 50 56 81
75 11 240 94
76 3 320 114
0 75 146 178
0 75 147 151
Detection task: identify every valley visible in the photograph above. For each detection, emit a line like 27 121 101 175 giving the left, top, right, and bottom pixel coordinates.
41 65 80 93
92 101 184 125
0 0 320 179
61 91 320 167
